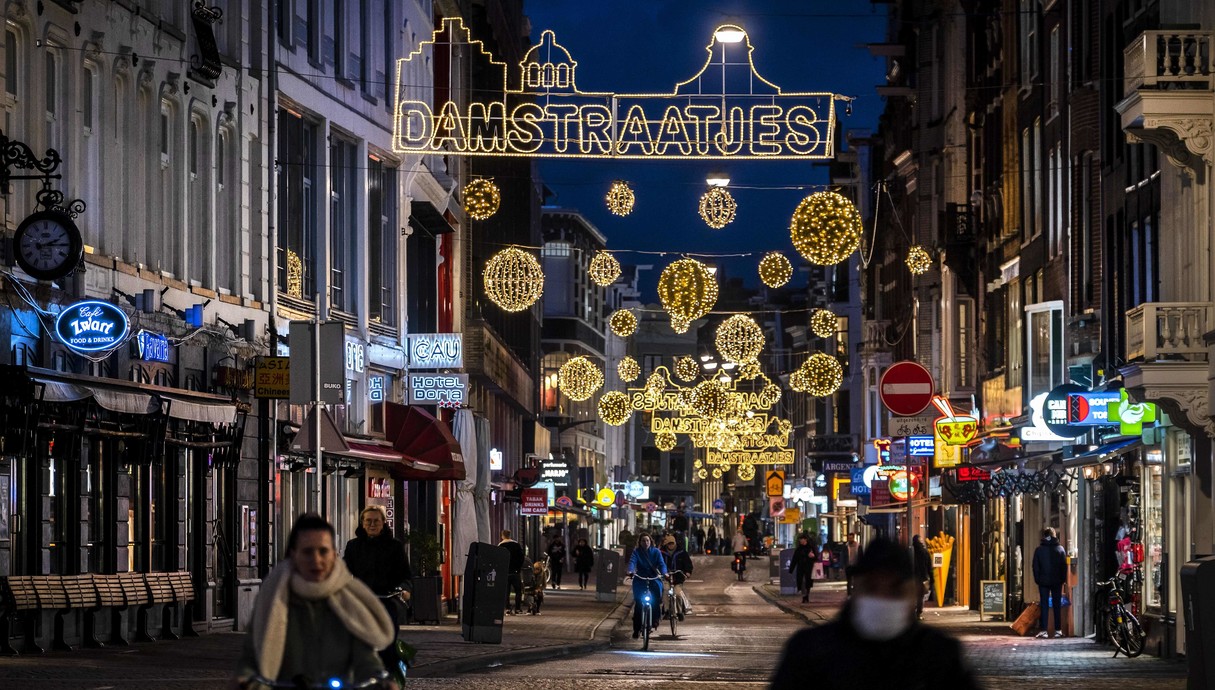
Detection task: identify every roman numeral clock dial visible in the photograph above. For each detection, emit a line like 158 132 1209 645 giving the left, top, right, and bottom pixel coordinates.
12 210 83 281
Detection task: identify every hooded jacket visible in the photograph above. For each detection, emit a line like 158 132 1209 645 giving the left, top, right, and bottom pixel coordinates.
1032 536 1068 587
343 527 412 596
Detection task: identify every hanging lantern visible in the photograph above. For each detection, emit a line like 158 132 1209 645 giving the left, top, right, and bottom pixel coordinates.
605 180 635 217
736 464 756 481
557 356 604 401
690 379 733 420
588 251 622 287
658 258 719 334
483 246 545 312
789 191 863 266
738 361 761 380
674 356 700 382
598 391 632 426
617 356 641 383
810 308 837 338
800 352 843 397
654 432 677 452
758 251 794 288
463 178 501 220
698 187 737 229
759 382 782 407
906 245 933 275
715 314 765 364
608 309 638 337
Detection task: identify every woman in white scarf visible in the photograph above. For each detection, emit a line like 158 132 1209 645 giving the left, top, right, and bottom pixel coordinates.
232 514 399 689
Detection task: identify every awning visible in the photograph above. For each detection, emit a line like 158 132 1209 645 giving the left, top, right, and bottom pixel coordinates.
34 379 92 402
163 397 237 424
1060 438 1142 469
345 440 440 476
386 402 466 481
27 369 236 421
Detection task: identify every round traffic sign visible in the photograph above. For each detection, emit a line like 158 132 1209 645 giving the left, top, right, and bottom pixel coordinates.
880 361 935 416
645 502 657 513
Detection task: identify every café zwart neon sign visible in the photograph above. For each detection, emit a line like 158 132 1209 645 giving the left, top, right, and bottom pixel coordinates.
393 20 844 160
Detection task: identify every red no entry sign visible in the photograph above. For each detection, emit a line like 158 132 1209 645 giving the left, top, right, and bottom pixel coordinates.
880 361 935 416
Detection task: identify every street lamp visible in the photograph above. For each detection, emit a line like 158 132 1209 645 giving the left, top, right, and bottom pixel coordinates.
706 170 731 187
714 27 746 43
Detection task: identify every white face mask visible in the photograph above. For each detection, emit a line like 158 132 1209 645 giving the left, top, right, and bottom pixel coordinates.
851 595 913 640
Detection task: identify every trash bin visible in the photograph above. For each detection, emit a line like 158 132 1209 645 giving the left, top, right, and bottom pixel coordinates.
1180 555 1215 689
461 542 510 643
596 549 621 602
779 548 797 595
770 553 781 579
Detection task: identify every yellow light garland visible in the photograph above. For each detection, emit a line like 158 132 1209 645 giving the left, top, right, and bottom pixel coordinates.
736 463 756 481
810 308 837 338
598 391 632 426
608 309 638 337
790 191 863 266
617 356 641 382
715 314 765 364
463 178 501 220
588 251 622 286
760 382 782 407
483 246 545 312
699 187 737 229
906 245 933 275
758 251 793 288
605 180 635 216
799 352 843 397
674 356 700 382
738 361 761 380
654 432 677 452
658 258 719 334
557 356 604 401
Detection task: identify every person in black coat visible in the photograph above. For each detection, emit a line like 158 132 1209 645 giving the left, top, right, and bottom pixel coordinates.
343 505 412 626
498 530 525 614
789 533 818 603
771 538 979 690
572 538 595 590
912 535 932 617
1032 526 1068 638
547 538 567 589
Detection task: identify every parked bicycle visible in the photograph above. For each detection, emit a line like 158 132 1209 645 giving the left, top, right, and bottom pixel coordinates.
1096 578 1145 657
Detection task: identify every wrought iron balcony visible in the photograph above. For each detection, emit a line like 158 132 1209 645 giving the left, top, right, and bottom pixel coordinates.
861 320 890 355
1124 302 1213 362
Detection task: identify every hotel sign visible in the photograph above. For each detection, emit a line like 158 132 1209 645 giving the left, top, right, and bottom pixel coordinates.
407 333 463 369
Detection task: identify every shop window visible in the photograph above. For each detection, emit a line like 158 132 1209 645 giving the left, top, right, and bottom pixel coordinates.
668 449 685 484
638 447 660 482
1143 461 1163 609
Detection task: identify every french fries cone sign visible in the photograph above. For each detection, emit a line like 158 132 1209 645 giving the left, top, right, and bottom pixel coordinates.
927 532 955 608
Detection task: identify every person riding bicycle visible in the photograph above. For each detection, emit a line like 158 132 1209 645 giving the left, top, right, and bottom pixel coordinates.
626 533 668 639
661 534 693 617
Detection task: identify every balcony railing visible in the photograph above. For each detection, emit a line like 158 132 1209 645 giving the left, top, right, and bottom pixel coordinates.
1124 31 1214 91
861 320 890 354
1125 302 1213 362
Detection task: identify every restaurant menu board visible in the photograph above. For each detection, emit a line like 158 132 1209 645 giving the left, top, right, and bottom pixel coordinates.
980 579 1006 620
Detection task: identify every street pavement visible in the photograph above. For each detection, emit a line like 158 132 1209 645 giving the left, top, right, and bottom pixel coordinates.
0 555 1193 689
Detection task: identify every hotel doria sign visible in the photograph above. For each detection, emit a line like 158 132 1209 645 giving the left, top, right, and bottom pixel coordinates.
56 300 130 354
393 20 844 160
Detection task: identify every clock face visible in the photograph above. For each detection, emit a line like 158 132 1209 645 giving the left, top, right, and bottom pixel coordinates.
13 211 82 281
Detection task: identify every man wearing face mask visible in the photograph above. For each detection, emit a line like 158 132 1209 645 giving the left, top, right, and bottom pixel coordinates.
770 538 979 689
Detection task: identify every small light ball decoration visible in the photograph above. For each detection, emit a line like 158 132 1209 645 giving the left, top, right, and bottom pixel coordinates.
598 391 633 426
690 379 733 420
715 314 765 364
759 382 782 407
758 251 794 288
588 251 622 287
557 356 604 402
483 246 545 312
712 467 723 479
693 459 703 469
906 245 933 275
658 258 719 334
608 309 638 337
654 432 678 452
697 468 708 480
463 178 501 220
739 361 761 380
810 308 837 338
789 191 864 266
674 356 700 382
676 387 695 411
617 356 641 383
698 187 737 229
789 366 810 393
605 180 635 217
800 352 844 397
736 464 756 481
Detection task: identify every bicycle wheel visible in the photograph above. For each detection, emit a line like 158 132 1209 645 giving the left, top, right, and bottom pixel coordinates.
1118 611 1146 658
669 594 678 637
642 602 651 651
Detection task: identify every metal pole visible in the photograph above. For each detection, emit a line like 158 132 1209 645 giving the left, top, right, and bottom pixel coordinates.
906 437 914 564
315 316 323 516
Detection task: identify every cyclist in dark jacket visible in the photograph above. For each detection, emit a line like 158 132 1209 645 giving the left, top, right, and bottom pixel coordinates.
343 506 412 627
1032 527 1068 638
499 530 526 614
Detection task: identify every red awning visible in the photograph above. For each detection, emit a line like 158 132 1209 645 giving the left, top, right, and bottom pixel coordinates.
385 402 466 481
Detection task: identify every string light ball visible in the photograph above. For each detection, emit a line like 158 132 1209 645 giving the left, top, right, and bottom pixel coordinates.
597 391 632 426
605 180 636 217
698 187 738 229
736 464 756 481
712 467 723 479
739 361 761 380
675 356 700 382
800 352 844 397
557 356 604 401
715 314 765 364
658 258 719 334
463 178 501 220
588 251 622 287
690 379 733 419
789 367 809 393
483 246 545 312
810 308 837 338
906 245 933 275
609 309 638 337
758 252 794 288
617 356 641 383
790 191 864 266
698 468 709 480
654 432 678 452
760 382 782 407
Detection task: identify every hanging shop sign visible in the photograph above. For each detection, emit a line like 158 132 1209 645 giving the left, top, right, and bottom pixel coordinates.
1020 392 1075 442
55 300 130 354
1040 384 1089 438
489 448 504 471
908 436 936 457
931 397 978 446
1065 390 1121 426
784 484 815 503
706 449 794 466
520 489 549 515
956 465 992 482
407 333 463 369
369 375 386 402
849 468 870 497
135 330 172 362
345 341 365 373
539 459 571 488
406 372 469 406
1108 389 1158 436
394 20 841 160
255 356 291 399
712 498 725 513
887 469 921 501
821 459 857 473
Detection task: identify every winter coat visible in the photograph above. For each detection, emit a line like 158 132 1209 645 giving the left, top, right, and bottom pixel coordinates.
731 532 748 554
771 603 980 690
913 543 932 582
547 542 567 567
499 539 525 574
343 527 412 596
572 544 595 573
1032 537 1068 587
663 548 694 585
789 543 818 574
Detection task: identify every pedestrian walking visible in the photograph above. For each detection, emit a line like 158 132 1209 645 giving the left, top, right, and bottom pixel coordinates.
770 538 979 689
1032 527 1068 638
498 529 525 614
707 526 718 554
789 533 818 603
547 537 567 589
572 537 595 589
843 533 863 594
912 535 932 618
694 526 707 554
233 513 397 689
343 506 412 621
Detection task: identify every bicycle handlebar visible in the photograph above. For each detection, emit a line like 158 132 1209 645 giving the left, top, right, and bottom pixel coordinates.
244 671 390 689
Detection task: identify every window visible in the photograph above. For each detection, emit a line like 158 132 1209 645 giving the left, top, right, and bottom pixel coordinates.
638 447 660 482
4 29 16 98
1049 26 1060 117
1020 0 1039 88
956 299 973 388
187 115 212 286
368 156 398 324
643 355 663 376
1047 147 1057 255
1021 128 1031 238
160 101 180 276
1033 119 1042 238
334 0 346 74
668 448 686 484
330 136 358 313
1007 280 1023 382
1025 301 1064 402
277 0 293 46
359 0 371 91
81 65 100 248
307 0 321 62
277 109 319 299
44 51 60 155
216 128 237 293
1079 155 1093 307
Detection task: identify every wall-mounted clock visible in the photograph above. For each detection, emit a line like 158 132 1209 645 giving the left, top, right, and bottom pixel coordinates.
13 209 83 281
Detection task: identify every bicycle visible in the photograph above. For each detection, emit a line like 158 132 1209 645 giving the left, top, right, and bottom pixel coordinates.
628 573 663 651
243 670 392 689
731 552 747 581
378 588 414 685
1096 578 1146 658
665 570 686 638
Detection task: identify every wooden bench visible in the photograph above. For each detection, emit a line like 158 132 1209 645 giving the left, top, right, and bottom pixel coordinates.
57 575 101 650
142 573 176 641
0 576 42 655
117 573 152 644
165 571 198 638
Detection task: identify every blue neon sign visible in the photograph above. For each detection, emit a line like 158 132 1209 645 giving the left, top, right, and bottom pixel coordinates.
908 435 936 457
55 300 129 354
136 331 172 362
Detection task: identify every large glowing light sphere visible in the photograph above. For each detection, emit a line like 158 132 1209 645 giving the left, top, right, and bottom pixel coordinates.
483 246 544 312
617 356 641 383
609 309 638 337
715 314 765 364
675 356 700 382
605 180 636 217
588 251 622 286
598 391 632 426
658 258 719 334
790 191 864 266
810 308 837 338
799 353 843 397
557 356 604 401
758 252 794 288
463 179 501 220
699 187 737 229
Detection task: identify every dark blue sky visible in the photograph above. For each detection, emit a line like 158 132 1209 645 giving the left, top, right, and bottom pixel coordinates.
523 0 888 288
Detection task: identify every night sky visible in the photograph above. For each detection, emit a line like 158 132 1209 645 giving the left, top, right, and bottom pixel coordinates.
522 0 888 291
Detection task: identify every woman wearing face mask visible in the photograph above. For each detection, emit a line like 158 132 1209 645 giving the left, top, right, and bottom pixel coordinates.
769 538 978 689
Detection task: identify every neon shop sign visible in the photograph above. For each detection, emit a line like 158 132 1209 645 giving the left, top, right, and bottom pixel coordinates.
56 300 130 354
